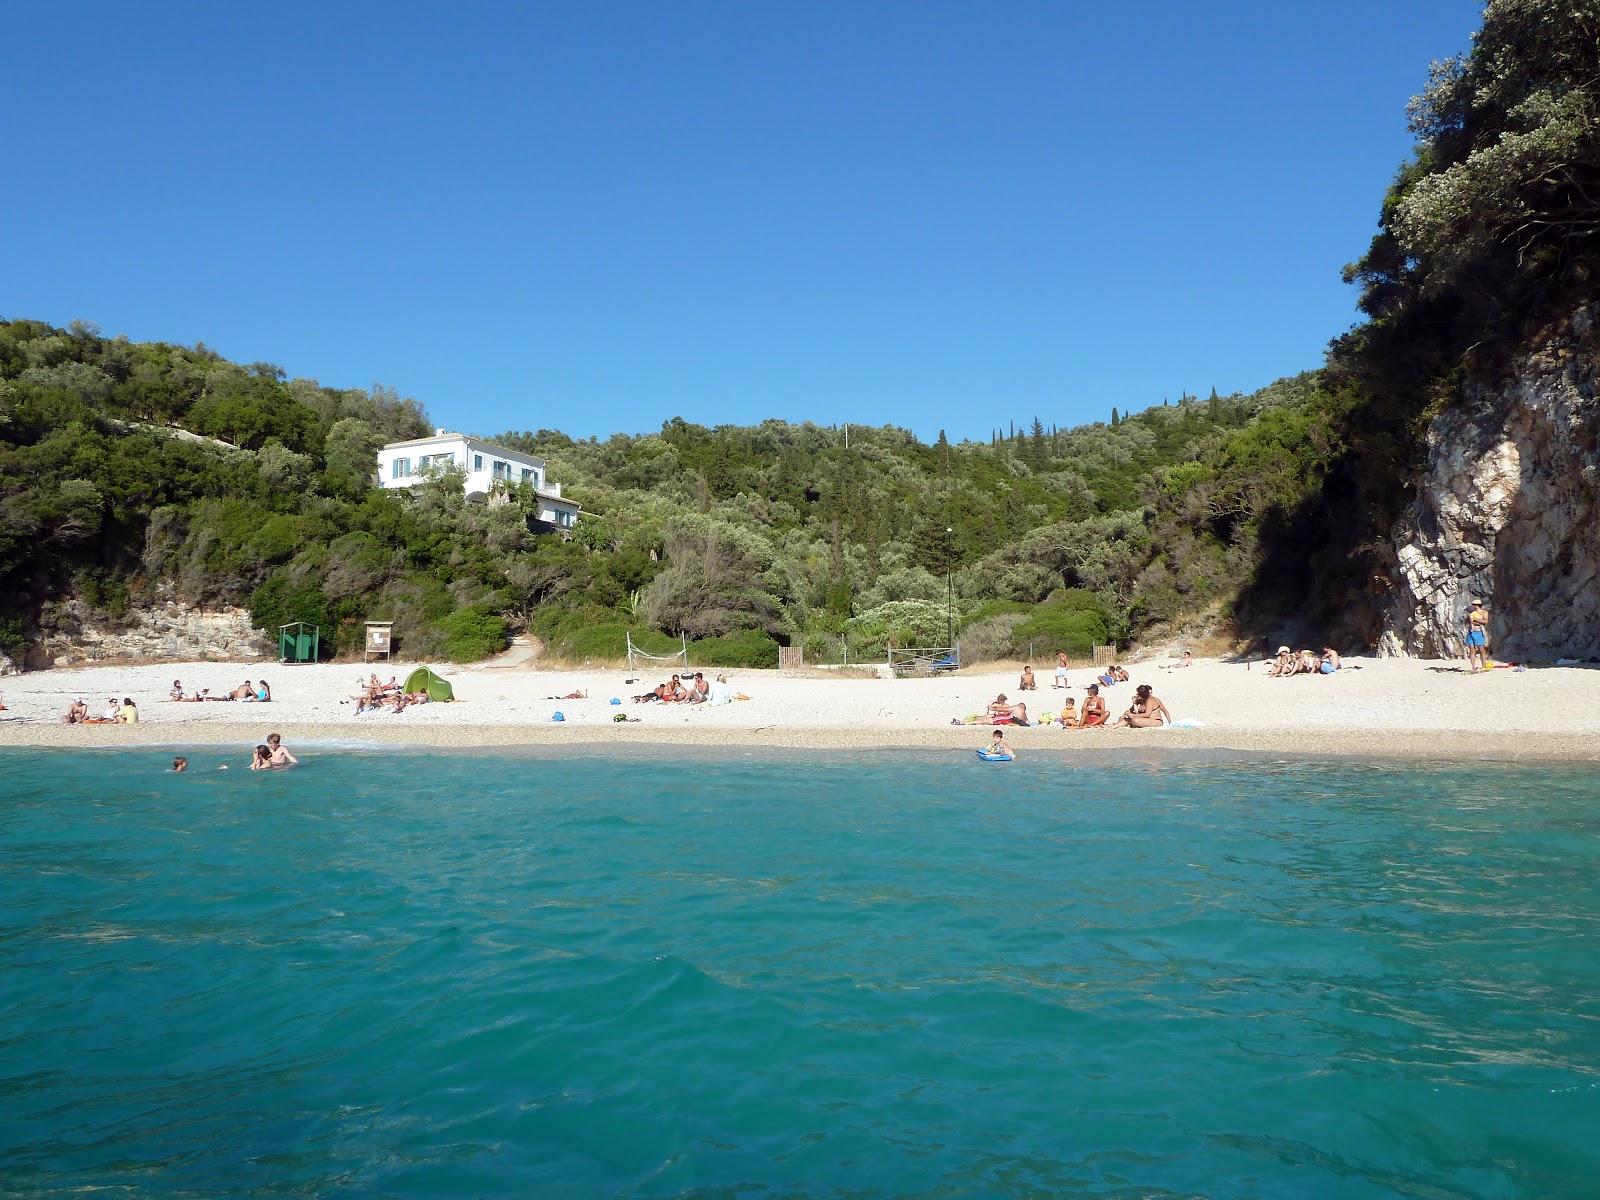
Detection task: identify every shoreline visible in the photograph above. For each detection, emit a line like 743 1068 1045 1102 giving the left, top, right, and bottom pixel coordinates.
3 720 1598 764
4 654 1599 765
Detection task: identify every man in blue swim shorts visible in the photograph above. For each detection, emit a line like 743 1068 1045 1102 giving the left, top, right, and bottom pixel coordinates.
1465 598 1491 672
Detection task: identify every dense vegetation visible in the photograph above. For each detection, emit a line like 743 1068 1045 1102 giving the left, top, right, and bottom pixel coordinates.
9 2 1588 667
1248 0 1600 642
0 315 1339 666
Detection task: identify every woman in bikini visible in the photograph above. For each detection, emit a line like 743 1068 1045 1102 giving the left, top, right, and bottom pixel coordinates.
1079 684 1108 727
1114 684 1173 728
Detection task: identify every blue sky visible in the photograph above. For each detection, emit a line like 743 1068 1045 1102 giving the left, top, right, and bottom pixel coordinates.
4 2 1476 442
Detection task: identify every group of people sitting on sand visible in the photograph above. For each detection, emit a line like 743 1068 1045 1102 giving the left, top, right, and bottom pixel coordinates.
632 672 739 706
1015 660 1128 692
350 673 431 714
1026 682 1174 728
170 678 271 702
62 695 139 724
958 667 1175 729
978 683 1174 754
1266 646 1341 677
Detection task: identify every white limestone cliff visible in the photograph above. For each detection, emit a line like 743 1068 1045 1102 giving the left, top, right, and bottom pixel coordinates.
1378 305 1600 660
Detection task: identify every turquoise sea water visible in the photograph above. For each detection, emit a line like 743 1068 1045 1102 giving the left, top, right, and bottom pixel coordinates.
1 749 1597 1199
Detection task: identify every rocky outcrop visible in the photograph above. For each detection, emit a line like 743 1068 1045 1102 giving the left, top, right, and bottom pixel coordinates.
1379 305 1600 660
33 598 270 669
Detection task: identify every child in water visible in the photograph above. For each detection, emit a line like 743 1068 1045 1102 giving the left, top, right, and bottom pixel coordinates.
983 731 1014 759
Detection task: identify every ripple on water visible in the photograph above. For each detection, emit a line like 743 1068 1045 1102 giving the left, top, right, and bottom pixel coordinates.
1 749 1597 1199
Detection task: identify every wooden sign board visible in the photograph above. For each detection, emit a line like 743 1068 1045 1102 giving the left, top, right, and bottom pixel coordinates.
365 623 393 662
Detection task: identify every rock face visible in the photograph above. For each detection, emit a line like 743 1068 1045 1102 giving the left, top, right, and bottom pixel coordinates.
1379 306 1600 660
34 599 271 669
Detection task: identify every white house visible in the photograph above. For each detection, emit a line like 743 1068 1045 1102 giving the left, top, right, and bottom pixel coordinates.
376 431 581 531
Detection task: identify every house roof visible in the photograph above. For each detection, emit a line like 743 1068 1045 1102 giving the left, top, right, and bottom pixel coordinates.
381 431 547 468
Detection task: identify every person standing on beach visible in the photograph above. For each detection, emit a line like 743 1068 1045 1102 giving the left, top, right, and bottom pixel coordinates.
1465 598 1491 672
1054 650 1069 690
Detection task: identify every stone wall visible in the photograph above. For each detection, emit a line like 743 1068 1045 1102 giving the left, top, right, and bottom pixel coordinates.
1378 305 1600 660
34 599 271 668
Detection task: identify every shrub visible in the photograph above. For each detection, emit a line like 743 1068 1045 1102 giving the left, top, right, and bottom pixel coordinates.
690 629 779 669
1016 605 1110 657
531 607 684 662
435 609 507 662
958 612 1029 662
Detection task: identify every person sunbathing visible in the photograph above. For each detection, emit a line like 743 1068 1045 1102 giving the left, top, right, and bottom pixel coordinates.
63 696 88 724
1320 647 1341 674
1058 698 1079 728
229 680 255 701
548 689 588 700
1113 684 1171 728
169 679 186 701
116 698 139 724
661 675 687 703
255 679 271 702
1268 646 1294 677
1080 684 1108 727
1111 665 1129 683
1019 665 1037 691
690 673 710 702
984 695 1029 725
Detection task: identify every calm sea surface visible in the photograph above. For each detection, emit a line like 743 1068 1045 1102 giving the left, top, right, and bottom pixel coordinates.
1 748 1597 1199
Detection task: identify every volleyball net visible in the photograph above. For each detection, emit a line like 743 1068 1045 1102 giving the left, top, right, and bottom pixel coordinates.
626 631 689 675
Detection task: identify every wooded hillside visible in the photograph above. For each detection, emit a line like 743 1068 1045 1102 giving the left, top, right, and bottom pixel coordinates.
0 317 1339 667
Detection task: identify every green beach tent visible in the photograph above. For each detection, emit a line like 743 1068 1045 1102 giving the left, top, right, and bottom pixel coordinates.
404 667 455 702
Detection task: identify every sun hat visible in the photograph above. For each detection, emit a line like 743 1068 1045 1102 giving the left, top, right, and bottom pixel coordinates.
1277 645 1291 654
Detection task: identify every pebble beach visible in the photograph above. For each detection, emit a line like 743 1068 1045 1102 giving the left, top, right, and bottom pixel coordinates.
3 654 1599 762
